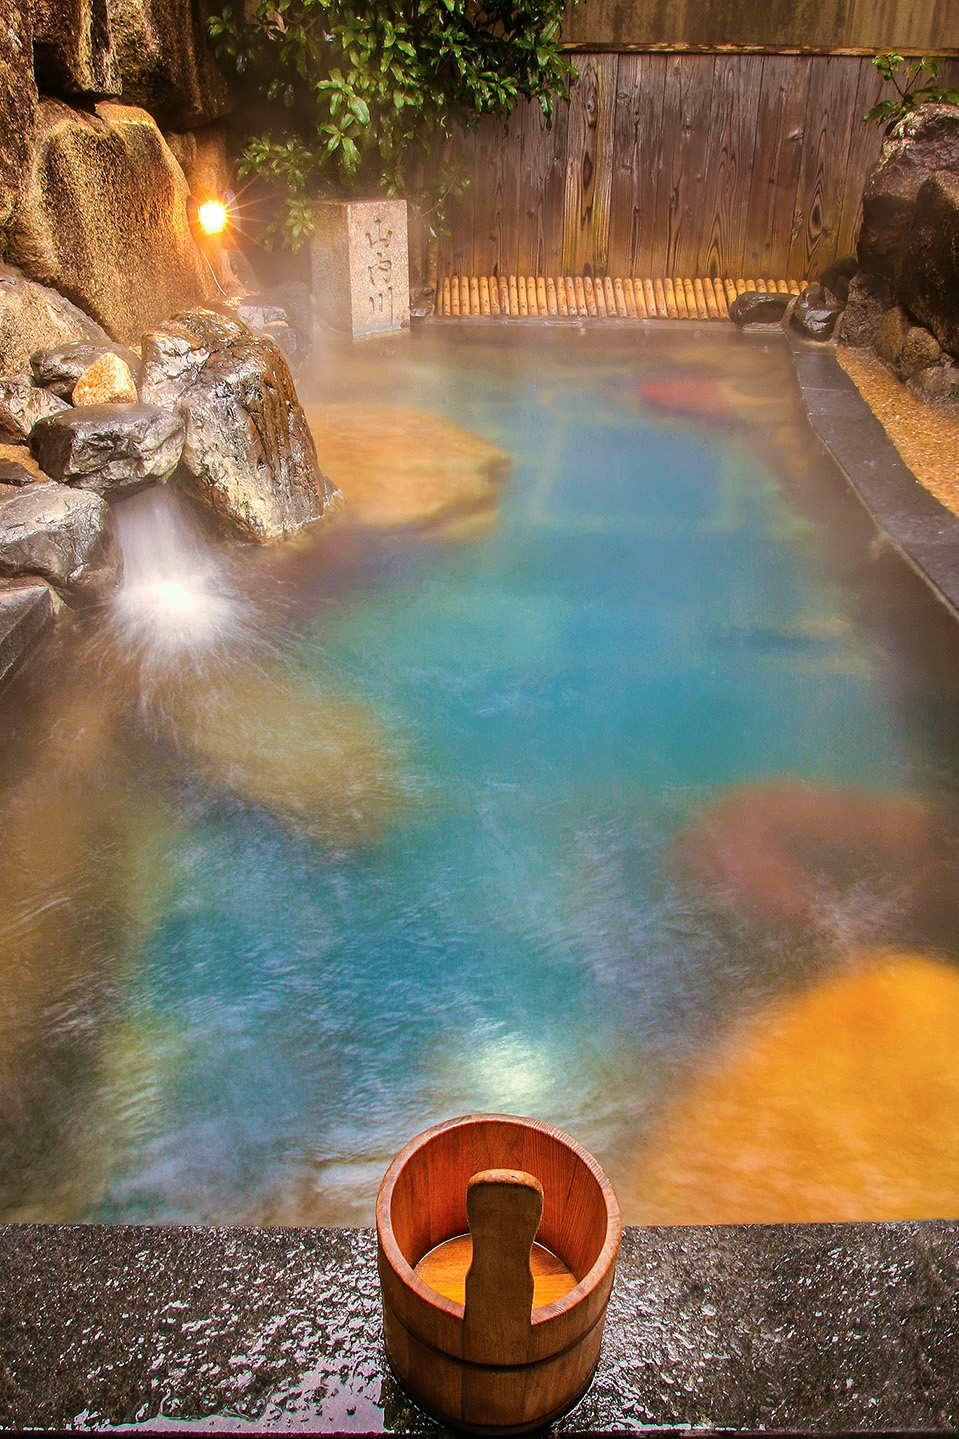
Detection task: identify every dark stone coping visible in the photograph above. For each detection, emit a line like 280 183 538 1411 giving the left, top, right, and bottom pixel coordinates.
789 333 959 618
1 1220 957 1434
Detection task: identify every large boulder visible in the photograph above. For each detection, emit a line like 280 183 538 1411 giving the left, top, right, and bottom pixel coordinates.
0 481 121 598
901 172 959 359
110 0 230 128
30 403 184 496
5 100 215 344
32 0 120 97
140 309 339 542
0 0 37 243
855 104 959 307
0 264 113 377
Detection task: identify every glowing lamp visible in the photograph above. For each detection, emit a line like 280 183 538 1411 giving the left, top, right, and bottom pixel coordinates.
197 200 228 235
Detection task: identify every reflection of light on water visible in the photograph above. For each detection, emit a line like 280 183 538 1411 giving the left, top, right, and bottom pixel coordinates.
463 1032 559 1111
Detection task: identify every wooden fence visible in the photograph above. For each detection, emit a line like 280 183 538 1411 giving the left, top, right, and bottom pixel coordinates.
433 52 959 286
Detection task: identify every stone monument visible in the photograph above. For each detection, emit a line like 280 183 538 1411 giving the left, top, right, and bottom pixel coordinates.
310 198 410 338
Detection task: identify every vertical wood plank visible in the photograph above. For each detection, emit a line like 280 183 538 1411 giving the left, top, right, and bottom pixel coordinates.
788 56 860 282
562 54 618 276
741 54 811 279
660 53 716 277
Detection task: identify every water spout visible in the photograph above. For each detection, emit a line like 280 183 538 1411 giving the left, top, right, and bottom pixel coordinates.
111 485 240 655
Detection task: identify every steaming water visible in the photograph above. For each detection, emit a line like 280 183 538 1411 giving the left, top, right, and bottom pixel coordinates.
2 326 959 1226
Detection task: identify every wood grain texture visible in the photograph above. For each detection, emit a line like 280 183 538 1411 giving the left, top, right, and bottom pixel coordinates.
435 53 931 288
559 0 959 51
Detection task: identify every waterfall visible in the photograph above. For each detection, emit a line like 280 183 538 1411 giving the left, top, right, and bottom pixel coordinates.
111 485 241 656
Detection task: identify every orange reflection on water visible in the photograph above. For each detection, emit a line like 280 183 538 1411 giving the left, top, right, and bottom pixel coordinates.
628 954 959 1224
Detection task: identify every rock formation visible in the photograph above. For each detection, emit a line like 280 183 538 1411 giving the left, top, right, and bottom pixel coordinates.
30 404 185 496
0 266 114 377
72 353 139 406
31 343 141 401
840 103 959 411
5 101 215 345
0 481 121 599
140 309 339 541
0 376 68 442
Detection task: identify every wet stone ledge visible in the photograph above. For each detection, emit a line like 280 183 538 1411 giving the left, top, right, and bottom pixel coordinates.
790 334 959 620
0 1220 957 1434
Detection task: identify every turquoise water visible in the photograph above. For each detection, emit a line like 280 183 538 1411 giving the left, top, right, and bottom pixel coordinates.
3 327 959 1225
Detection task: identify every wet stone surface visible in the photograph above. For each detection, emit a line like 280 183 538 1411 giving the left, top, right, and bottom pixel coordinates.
0 1221 957 1433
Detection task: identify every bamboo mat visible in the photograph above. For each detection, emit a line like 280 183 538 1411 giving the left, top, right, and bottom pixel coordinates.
435 275 803 320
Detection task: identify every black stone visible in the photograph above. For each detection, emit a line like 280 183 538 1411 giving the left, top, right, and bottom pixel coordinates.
907 358 959 413
0 372 68 441
29 402 184 496
728 291 789 326
30 342 141 400
789 284 843 341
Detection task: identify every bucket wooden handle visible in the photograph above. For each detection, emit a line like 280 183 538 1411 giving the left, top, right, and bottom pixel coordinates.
462 1168 544 1365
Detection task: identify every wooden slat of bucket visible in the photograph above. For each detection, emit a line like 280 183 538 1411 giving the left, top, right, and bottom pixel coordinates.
450 276 461 317
557 277 569 316
703 279 719 319
692 279 708 319
583 276 598 317
440 277 451 316
664 278 679 319
498 276 509 316
642 279 656 317
682 279 696 317
788 280 802 295
536 277 549 316
546 277 559 316
724 278 738 308
479 276 491 316
594 278 607 317
622 278 638 319
674 279 689 319
573 275 586 315
712 278 729 318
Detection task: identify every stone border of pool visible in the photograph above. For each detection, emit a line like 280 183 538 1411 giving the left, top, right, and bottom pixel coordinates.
0 1220 957 1433
3 330 959 1436
789 333 959 619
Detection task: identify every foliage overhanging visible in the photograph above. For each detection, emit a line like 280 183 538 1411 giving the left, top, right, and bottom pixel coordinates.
208 0 574 250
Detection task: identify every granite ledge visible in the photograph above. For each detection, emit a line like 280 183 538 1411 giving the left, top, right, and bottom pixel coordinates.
0 1220 957 1435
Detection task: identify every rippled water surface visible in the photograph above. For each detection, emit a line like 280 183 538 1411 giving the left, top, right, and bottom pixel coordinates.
4 326 959 1226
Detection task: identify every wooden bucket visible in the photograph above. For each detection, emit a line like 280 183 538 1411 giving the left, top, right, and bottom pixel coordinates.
376 1113 622 1434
